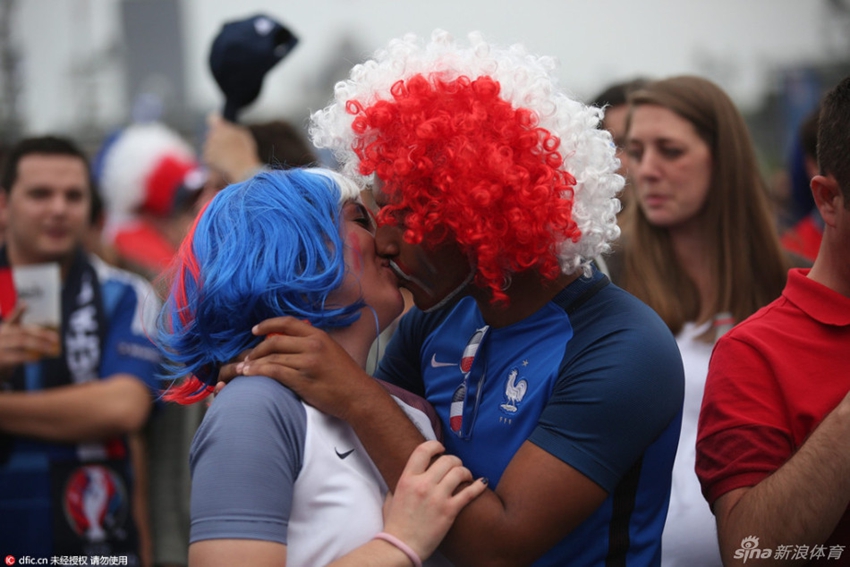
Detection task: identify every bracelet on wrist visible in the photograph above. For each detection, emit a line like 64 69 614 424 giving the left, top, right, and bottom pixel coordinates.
373 531 423 567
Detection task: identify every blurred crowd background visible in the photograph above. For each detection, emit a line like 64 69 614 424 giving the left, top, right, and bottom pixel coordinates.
2 2 850 565
2 1 849 172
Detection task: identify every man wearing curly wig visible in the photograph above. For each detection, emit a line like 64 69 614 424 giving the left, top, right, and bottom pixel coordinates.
231 30 684 567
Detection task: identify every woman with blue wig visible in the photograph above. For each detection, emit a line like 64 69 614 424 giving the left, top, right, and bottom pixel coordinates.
156 168 486 567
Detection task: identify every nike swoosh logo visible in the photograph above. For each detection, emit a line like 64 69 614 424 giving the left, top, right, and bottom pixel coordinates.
335 448 355 459
431 354 458 368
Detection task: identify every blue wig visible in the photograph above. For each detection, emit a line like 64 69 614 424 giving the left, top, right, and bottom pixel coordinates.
157 168 365 403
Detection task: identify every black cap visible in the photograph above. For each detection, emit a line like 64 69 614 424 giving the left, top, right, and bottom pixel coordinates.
209 14 298 122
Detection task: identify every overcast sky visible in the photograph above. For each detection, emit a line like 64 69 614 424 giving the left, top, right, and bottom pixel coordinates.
11 0 847 135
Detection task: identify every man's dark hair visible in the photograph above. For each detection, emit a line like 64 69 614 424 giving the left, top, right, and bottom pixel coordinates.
1 135 92 194
248 120 317 169
590 78 650 128
800 106 820 162
817 76 850 201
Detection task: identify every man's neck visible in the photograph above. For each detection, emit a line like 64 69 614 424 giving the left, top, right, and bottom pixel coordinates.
808 233 850 298
471 270 581 328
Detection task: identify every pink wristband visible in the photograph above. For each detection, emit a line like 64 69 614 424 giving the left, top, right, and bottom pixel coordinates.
373 531 423 567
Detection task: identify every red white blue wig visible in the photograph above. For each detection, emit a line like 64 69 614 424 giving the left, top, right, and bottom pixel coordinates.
310 30 623 303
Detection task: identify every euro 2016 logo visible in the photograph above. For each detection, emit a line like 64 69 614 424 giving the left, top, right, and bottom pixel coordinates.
735 536 772 563
63 464 129 542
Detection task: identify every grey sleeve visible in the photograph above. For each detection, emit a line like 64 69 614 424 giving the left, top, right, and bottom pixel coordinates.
188 376 307 545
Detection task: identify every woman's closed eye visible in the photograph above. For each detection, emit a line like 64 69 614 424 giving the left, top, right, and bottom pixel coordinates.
658 146 685 159
346 202 376 233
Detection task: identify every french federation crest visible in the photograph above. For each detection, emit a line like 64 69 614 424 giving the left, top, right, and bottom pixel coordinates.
500 368 527 414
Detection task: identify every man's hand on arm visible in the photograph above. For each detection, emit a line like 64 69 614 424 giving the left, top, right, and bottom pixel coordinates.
0 373 152 442
335 413 607 567
713 390 850 567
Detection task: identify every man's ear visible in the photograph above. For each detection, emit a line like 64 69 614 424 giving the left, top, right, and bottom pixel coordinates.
810 174 841 227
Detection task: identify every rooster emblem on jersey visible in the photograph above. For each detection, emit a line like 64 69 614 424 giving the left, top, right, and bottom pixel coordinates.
500 368 527 413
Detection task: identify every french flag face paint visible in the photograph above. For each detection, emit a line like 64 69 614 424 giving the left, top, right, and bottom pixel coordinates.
450 325 490 438
347 229 363 274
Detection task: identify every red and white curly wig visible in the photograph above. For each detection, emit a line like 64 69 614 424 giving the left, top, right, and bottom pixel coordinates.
311 30 622 303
